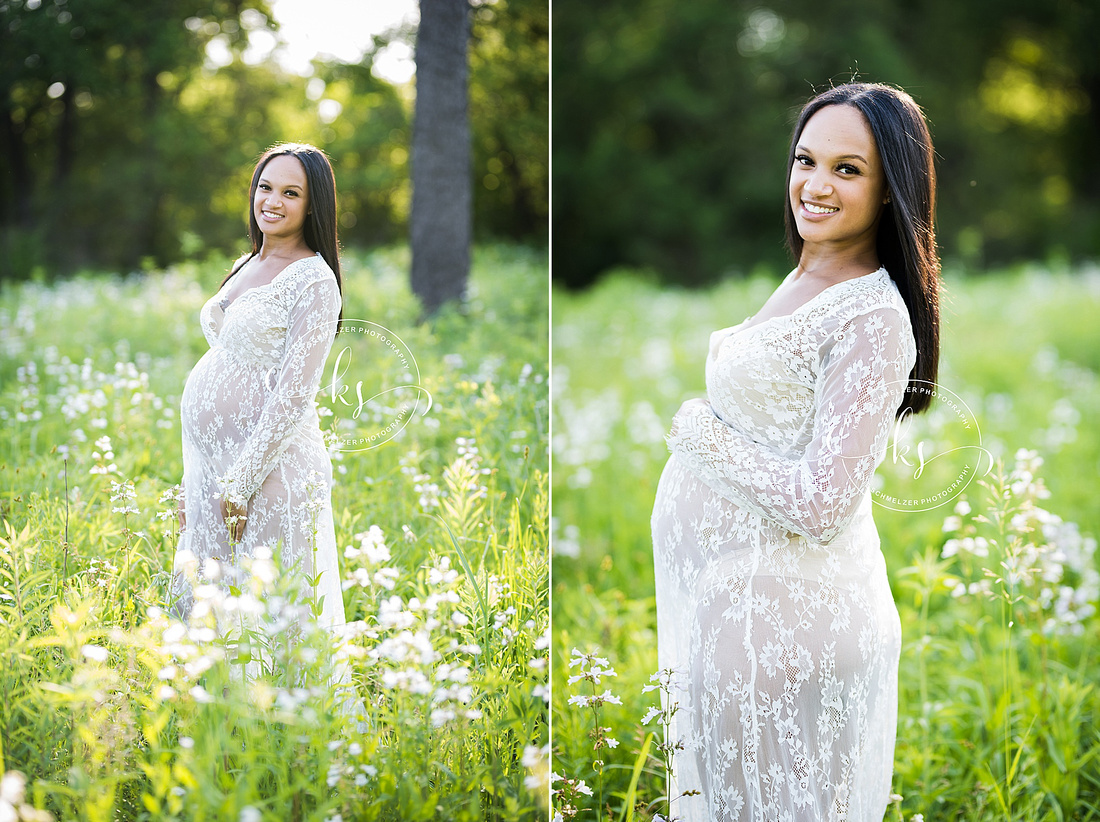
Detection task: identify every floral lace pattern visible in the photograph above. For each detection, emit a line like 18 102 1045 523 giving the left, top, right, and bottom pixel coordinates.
651 267 917 821
171 254 345 629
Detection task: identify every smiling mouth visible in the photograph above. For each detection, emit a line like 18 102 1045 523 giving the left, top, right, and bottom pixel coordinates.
261 210 284 220
802 202 839 215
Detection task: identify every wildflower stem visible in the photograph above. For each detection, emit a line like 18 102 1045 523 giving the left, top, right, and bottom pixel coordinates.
122 510 132 628
998 519 1016 817
63 456 70 587
588 677 605 818
916 566 931 794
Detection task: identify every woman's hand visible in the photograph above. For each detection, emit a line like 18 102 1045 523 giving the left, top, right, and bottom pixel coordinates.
669 397 710 440
221 498 248 543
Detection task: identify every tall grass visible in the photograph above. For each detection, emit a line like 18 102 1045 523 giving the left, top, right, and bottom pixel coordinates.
0 244 549 821
551 263 1100 821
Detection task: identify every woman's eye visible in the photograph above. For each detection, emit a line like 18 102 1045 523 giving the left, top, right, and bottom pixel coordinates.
286 190 298 197
258 183 270 191
795 155 813 167
837 164 860 175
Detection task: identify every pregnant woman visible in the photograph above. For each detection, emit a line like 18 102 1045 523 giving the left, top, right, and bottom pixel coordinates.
652 83 941 820
171 143 346 633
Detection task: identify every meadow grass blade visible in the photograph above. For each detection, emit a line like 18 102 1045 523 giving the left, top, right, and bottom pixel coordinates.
616 731 653 822
0 244 549 820
551 265 1100 821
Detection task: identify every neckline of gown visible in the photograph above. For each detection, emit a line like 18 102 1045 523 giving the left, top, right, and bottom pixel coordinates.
218 252 322 313
730 266 887 338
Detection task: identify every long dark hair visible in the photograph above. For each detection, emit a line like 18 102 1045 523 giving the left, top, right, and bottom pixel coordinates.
223 142 343 330
784 83 940 416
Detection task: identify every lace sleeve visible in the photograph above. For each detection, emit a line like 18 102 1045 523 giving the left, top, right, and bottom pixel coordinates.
666 304 915 544
220 271 341 504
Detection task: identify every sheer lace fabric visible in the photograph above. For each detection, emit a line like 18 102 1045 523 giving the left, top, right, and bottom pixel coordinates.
171 253 345 632
651 267 917 821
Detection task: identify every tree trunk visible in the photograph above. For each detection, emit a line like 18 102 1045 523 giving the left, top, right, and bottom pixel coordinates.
1 103 34 229
53 80 76 190
0 101 38 281
410 0 471 316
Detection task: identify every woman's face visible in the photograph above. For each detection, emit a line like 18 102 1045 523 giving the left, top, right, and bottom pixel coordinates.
254 155 311 242
788 104 888 254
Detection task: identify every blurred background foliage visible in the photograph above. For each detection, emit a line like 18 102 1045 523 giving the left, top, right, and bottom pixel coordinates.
552 0 1100 287
0 0 547 280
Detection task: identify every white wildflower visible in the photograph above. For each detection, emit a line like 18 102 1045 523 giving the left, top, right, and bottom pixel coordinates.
81 644 109 662
597 689 622 705
0 771 26 805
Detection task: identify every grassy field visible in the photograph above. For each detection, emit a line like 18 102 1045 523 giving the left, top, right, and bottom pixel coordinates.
551 263 1100 821
0 244 549 821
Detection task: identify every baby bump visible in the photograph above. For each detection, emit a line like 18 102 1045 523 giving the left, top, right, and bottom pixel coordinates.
652 454 688 542
652 454 765 571
181 348 270 460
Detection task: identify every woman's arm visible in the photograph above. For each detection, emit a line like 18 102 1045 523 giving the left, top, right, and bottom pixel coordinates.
667 304 915 543
217 269 341 507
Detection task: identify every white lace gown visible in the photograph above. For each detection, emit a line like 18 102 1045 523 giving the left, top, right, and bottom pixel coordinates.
171 253 346 631
652 267 917 821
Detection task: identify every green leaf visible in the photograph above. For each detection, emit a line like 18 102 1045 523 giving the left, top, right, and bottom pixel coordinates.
617 732 653 822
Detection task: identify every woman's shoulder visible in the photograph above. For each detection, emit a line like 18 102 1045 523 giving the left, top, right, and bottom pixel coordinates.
283 253 337 289
804 268 913 362
226 251 256 279
281 254 340 316
828 266 910 326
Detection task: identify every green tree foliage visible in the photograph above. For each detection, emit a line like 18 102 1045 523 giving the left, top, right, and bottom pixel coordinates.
0 0 277 276
314 60 411 248
470 0 549 242
552 0 1100 287
0 0 548 280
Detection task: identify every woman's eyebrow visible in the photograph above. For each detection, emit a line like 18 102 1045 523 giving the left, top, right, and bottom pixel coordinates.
795 145 868 164
258 176 303 190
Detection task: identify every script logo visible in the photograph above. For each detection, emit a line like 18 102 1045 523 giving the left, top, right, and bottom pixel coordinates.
873 380 994 512
291 318 433 452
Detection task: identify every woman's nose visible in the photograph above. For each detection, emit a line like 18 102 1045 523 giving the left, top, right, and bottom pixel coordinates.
803 168 832 197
